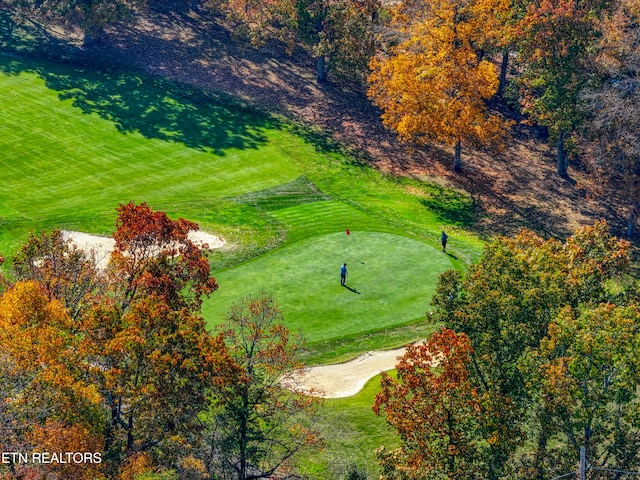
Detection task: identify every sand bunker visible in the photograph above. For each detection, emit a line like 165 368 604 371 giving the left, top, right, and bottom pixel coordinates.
282 346 408 399
62 230 226 269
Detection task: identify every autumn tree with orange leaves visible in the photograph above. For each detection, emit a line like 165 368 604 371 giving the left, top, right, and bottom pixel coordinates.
0 203 234 479
368 0 512 172
0 281 105 480
374 328 485 479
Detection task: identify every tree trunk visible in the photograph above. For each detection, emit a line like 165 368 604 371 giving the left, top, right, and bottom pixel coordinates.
498 49 509 96
453 140 462 172
626 203 637 237
557 131 568 177
316 55 327 84
239 387 249 480
127 415 134 451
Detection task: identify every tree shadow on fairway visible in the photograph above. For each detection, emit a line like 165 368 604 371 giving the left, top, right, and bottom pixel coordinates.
0 54 277 156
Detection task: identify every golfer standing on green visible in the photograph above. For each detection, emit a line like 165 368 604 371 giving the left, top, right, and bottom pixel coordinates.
340 263 348 286
441 230 449 252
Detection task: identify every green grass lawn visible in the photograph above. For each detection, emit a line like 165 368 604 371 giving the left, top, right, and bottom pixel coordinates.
0 53 482 358
298 371 400 479
0 54 305 250
204 229 452 343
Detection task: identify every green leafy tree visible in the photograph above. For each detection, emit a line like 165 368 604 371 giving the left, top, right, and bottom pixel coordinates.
515 0 609 177
519 303 640 478
208 0 379 83
204 293 322 480
430 221 630 478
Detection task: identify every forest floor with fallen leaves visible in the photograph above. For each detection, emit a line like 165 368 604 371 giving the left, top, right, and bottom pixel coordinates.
82 3 623 240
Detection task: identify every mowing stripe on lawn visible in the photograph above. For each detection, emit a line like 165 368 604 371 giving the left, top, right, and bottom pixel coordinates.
269 201 403 247
0 55 317 250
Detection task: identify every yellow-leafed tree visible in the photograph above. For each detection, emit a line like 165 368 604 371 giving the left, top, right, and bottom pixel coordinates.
368 0 512 171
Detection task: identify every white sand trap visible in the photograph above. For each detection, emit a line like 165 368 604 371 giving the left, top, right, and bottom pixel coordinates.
282 346 409 399
62 230 226 270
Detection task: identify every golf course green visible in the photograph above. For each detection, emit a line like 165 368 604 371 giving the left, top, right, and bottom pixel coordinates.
203 230 453 342
0 32 486 480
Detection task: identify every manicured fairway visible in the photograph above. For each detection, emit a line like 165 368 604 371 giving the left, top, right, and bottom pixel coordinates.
203 230 453 343
298 371 400 479
0 54 307 252
0 28 484 479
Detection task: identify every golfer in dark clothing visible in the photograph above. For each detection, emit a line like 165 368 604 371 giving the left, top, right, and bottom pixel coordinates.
441 231 449 252
340 263 347 286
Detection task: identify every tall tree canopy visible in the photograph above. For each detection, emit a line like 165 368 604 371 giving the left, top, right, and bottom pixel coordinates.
374 328 485 479
378 222 632 478
367 0 512 171
519 303 640 478
1 203 233 479
515 0 609 177
1 0 146 45
208 0 379 83
582 0 640 235
204 293 321 480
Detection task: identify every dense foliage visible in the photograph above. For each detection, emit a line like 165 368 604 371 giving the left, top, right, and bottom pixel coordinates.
375 222 640 479
1 0 638 214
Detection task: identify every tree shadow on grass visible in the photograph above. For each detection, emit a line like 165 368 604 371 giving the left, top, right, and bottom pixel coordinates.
416 183 478 227
0 51 278 156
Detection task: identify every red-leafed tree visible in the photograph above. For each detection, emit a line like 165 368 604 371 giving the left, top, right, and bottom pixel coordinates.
109 201 219 311
373 328 484 479
3 203 233 478
91 202 228 475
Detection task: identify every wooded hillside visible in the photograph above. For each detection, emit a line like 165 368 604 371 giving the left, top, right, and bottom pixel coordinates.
1 0 638 240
